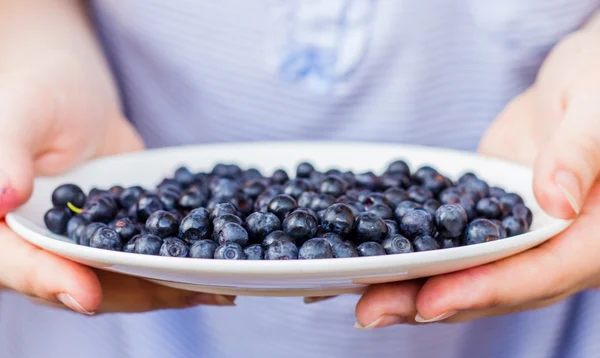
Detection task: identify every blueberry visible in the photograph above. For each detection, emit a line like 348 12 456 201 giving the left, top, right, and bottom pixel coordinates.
407 185 434 204
439 188 462 204
382 235 413 254
112 217 141 242
229 193 254 217
189 239 218 259
463 218 500 245
132 234 163 255
44 207 73 235
356 241 386 256
244 212 281 243
320 175 346 198
489 187 506 198
265 240 298 260
212 163 242 179
242 179 267 199
400 209 435 239
299 238 333 259
210 178 240 200
271 169 290 185
384 220 400 239
362 193 390 208
381 173 411 190
89 227 122 251
297 192 315 208
421 174 449 196
438 236 460 249
512 203 533 227
296 162 315 178
80 222 106 246
243 244 264 260
82 195 118 223
413 235 440 251
124 235 138 253
352 212 388 244
145 210 179 239
460 178 490 201
136 194 164 222
490 219 508 239
179 209 212 243
174 166 195 186
412 166 438 183
66 215 89 242
459 197 477 221
216 222 249 247
475 197 504 219
365 203 393 220
210 202 238 220
383 187 409 208
282 209 318 242
423 199 441 216
177 188 206 210
435 204 468 238
212 214 243 239
394 201 422 220
498 193 525 211
308 193 337 212
262 230 295 247
321 203 355 236
502 216 529 237
354 172 380 190
159 237 189 257
332 241 359 258
157 184 181 210
458 172 478 184
268 194 298 221
51 184 87 209
283 179 312 199
316 232 344 247
340 171 357 189
386 160 410 175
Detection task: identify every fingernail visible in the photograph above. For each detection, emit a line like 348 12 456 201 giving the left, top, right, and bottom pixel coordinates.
354 315 407 330
56 293 95 316
554 171 581 215
189 293 236 306
0 183 19 217
415 310 457 323
303 296 333 304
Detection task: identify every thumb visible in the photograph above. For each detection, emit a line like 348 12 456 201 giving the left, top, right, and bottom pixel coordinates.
533 91 600 219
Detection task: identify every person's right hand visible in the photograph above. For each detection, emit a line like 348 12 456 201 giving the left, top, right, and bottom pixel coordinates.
0 55 236 315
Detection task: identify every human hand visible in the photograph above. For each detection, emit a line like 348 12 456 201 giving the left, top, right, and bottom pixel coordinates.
0 56 235 315
353 15 600 328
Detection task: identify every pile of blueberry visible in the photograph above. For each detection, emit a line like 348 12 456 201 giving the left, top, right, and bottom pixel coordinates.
43 160 533 260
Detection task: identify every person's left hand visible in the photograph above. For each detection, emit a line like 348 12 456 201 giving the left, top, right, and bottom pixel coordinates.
353 12 600 329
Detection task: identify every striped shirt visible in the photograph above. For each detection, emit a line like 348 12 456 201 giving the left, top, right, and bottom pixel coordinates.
2 1 600 357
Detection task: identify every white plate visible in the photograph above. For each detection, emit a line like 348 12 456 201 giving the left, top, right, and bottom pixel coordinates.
6 142 572 297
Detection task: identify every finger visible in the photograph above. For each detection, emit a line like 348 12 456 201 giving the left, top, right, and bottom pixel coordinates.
413 215 594 323
533 89 600 219
0 223 102 315
93 270 236 313
354 280 424 329
95 114 145 157
477 88 539 166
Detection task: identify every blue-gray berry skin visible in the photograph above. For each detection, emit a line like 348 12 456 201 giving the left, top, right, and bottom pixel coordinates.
512 203 533 227
400 209 435 239
44 207 73 235
189 239 218 259
353 212 388 244
282 209 318 242
244 244 264 260
435 204 468 238
413 235 440 252
179 209 212 244
463 219 500 245
332 241 359 258
80 222 107 247
320 203 355 236
382 235 414 254
145 210 179 238
244 211 281 243
262 230 295 247
216 222 249 247
52 184 87 208
133 234 163 255
89 227 122 251
502 216 529 237
265 241 298 260
316 232 344 247
299 238 333 259
214 242 247 260
159 237 189 257
356 241 386 257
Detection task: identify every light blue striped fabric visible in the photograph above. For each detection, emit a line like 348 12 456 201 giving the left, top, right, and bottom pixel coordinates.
2 1 600 357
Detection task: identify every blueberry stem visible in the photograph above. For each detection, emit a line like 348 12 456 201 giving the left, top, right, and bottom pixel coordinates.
67 202 83 214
